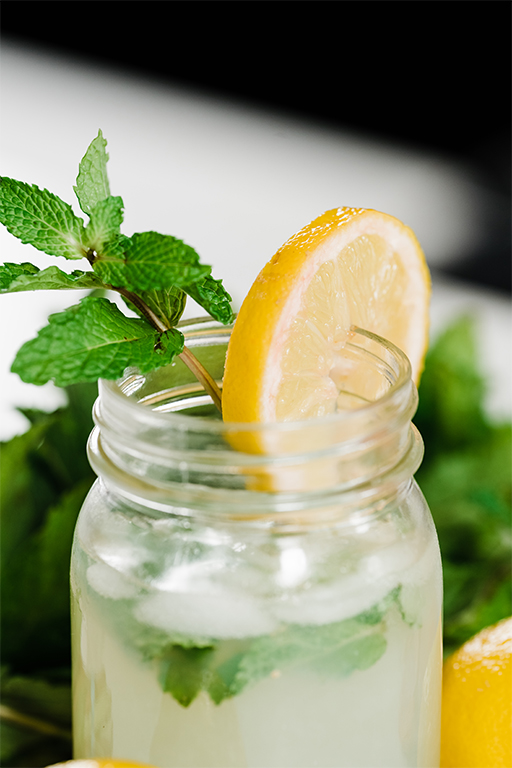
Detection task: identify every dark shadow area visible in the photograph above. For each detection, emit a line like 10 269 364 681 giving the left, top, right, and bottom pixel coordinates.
2 1 510 292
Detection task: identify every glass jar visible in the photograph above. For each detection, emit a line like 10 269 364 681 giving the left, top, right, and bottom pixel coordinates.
71 317 442 768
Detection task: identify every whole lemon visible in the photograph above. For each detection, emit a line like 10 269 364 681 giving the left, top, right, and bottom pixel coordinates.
441 616 512 768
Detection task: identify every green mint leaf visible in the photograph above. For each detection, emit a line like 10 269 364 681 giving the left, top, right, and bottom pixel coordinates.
93 231 211 291
83 196 124 252
121 285 187 328
0 263 105 293
73 130 111 216
415 315 488 452
230 611 389 698
159 645 216 707
11 296 184 387
166 589 397 706
0 178 85 260
184 274 234 324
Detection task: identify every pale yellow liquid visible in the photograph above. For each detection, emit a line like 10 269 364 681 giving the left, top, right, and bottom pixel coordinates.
71 539 442 767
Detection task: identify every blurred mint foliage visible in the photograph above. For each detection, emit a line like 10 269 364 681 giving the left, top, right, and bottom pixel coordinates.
414 316 512 656
1 382 97 766
0 316 510 765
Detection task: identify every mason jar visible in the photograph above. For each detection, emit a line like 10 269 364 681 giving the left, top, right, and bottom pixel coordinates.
71 317 442 768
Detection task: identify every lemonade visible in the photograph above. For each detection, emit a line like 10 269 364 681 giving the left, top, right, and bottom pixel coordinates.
70 320 442 768
71 508 442 768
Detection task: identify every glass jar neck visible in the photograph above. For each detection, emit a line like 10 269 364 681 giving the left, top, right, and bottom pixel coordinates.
87 319 424 525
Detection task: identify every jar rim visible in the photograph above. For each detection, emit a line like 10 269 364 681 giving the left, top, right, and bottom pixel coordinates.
90 317 422 513
99 318 415 438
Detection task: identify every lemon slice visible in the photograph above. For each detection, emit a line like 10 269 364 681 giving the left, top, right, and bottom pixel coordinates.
222 207 430 423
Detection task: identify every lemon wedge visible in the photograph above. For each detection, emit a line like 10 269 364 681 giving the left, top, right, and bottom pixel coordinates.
222 207 430 423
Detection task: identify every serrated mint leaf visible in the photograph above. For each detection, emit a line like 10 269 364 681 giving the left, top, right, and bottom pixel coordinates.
230 612 389 698
184 274 234 324
73 130 111 216
93 231 211 291
122 285 187 328
83 196 124 252
0 178 85 260
0 263 104 293
11 296 184 386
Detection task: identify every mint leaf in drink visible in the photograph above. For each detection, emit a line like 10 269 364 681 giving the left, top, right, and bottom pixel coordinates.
159 645 216 708
73 129 111 215
93 230 211 291
0 178 85 260
83 195 124 253
0 263 104 293
229 602 392 697
132 588 399 707
11 296 184 387
184 274 234 324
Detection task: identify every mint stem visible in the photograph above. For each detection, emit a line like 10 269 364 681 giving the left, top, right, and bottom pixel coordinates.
112 285 223 414
113 285 169 332
180 345 223 414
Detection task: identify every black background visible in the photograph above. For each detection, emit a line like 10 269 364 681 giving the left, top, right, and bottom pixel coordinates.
2 1 511 293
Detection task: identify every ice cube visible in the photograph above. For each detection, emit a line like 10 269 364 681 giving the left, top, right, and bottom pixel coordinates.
87 562 139 600
134 589 278 639
271 575 395 626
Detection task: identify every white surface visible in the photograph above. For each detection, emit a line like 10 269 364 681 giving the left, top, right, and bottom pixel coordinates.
1 41 510 439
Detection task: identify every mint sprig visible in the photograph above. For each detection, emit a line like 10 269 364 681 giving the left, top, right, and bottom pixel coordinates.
0 131 233 411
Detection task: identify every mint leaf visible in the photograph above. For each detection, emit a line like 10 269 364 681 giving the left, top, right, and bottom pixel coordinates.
73 129 111 216
184 274 234 324
146 589 398 707
230 611 389 697
0 178 85 260
122 285 187 328
159 646 216 708
0 263 104 293
83 195 124 252
93 231 211 291
11 296 184 387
